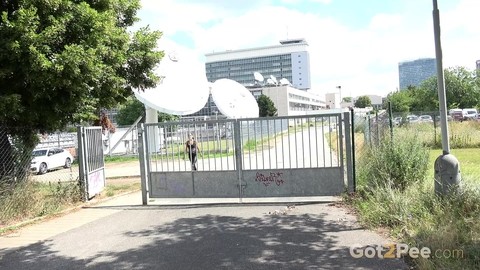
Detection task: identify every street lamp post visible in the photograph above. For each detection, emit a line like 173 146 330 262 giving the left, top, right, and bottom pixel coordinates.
336 86 342 108
432 0 461 195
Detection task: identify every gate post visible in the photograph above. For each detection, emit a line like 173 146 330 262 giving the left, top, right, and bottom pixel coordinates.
338 114 345 186
137 123 148 205
77 126 88 202
233 120 243 203
343 112 354 192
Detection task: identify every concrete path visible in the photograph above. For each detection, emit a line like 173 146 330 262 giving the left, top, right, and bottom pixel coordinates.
0 192 408 270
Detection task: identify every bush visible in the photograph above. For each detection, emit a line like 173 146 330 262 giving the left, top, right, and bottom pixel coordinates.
357 136 429 191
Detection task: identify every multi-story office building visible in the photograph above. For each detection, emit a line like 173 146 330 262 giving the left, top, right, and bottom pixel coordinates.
249 85 325 117
193 39 311 116
476 60 480 70
398 58 436 90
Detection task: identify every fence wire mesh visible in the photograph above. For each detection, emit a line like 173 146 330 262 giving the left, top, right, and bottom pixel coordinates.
361 110 480 149
0 127 79 185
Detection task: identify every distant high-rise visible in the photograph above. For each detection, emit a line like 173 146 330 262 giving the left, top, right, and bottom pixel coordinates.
398 58 436 90
205 39 311 90
193 39 312 116
476 60 480 70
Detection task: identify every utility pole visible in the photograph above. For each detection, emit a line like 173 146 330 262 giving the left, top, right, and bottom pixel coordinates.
432 0 461 195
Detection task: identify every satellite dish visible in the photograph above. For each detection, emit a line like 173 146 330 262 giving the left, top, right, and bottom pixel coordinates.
254 72 264 82
270 75 278 85
211 78 259 119
266 78 275 85
279 78 291 85
134 50 210 115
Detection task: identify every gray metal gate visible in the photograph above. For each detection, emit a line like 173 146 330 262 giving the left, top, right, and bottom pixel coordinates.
138 112 353 205
77 126 106 200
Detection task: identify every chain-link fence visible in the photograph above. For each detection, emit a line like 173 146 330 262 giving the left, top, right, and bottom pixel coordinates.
361 110 480 149
0 126 79 184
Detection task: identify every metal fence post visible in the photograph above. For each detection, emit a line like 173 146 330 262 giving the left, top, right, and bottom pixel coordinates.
350 108 356 192
338 114 345 186
137 123 148 205
233 119 243 203
344 112 354 192
388 101 393 141
76 126 88 202
433 113 437 146
375 111 379 145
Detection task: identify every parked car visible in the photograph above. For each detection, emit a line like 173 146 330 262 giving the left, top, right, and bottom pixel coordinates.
435 115 453 122
462 108 478 120
449 109 464 121
31 148 74 175
406 115 419 123
419 115 433 123
392 116 402 126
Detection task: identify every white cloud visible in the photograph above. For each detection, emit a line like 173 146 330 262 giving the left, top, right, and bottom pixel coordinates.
138 0 480 98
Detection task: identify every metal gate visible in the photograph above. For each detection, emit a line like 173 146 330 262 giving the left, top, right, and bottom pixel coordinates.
77 126 106 200
138 112 354 205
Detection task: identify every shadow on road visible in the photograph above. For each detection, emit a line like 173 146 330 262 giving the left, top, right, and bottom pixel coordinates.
0 209 407 269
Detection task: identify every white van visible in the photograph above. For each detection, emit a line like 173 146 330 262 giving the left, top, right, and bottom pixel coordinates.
462 108 478 120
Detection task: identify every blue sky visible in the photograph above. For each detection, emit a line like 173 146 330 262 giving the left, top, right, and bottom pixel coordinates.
137 0 480 98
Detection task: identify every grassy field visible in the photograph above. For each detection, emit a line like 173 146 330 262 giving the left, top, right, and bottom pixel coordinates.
394 121 480 148
428 148 480 183
349 135 480 269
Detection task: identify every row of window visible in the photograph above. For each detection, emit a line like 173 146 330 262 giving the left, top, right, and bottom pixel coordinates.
206 61 293 73
206 54 292 68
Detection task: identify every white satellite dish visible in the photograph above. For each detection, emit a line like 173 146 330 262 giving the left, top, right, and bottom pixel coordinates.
211 78 259 119
254 72 264 82
134 50 210 115
279 78 291 85
266 78 275 85
270 75 278 85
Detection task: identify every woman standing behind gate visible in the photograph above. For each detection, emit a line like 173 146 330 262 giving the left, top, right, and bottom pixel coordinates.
185 134 200 171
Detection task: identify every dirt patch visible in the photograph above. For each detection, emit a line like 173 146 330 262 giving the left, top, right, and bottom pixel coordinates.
106 177 140 185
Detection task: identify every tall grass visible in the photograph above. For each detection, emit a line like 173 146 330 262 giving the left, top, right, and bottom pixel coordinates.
357 137 429 191
395 121 480 149
350 132 480 269
0 180 82 227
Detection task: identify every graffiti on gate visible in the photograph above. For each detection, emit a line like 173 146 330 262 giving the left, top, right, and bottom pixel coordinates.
255 172 285 187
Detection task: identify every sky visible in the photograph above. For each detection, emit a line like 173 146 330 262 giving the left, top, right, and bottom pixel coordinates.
135 0 480 98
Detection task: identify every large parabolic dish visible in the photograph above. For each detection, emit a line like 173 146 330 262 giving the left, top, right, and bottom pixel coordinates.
134 50 210 115
211 78 259 119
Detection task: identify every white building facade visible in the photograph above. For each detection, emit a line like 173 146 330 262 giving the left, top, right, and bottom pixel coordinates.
249 85 326 116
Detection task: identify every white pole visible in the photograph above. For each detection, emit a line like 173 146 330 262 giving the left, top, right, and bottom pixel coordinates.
432 0 450 154
432 0 461 195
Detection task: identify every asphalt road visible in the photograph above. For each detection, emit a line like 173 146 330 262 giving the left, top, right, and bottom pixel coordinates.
0 192 408 270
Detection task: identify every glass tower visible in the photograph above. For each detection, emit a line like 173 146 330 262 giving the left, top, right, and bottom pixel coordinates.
398 58 437 90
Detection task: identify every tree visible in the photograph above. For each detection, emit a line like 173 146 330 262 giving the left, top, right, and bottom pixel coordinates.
116 98 179 126
408 67 480 111
408 85 438 112
354 96 372 108
257 94 277 117
342 97 352 102
0 0 163 181
385 90 412 113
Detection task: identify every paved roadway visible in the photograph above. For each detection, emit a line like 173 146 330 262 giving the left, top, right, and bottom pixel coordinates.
0 192 408 270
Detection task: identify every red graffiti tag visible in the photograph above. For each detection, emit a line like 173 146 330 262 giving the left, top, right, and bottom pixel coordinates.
255 172 285 187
